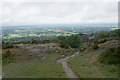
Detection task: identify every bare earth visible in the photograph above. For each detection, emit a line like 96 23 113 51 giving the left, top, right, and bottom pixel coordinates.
0 75 2 79
56 52 80 79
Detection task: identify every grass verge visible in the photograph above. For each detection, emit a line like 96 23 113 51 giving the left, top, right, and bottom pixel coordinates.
3 54 66 78
67 50 119 78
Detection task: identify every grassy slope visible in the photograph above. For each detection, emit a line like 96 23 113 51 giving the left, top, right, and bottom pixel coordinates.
67 50 119 78
0 59 1 75
3 54 66 78
0 48 2 75
3 42 76 78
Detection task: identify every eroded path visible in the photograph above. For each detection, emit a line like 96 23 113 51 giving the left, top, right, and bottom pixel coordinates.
56 52 79 78
0 75 2 79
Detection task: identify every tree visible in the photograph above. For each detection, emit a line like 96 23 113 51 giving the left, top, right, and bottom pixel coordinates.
67 34 82 48
58 34 82 48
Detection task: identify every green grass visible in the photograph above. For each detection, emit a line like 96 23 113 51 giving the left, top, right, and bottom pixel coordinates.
67 50 119 78
0 58 2 75
2 50 16 65
0 50 2 75
3 54 66 78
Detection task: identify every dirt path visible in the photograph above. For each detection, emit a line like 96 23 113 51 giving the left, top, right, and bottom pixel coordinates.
56 52 80 79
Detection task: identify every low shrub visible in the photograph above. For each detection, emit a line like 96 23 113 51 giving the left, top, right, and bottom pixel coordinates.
59 42 70 49
39 40 51 44
2 50 16 64
99 39 107 43
2 42 13 49
99 47 120 64
92 44 99 50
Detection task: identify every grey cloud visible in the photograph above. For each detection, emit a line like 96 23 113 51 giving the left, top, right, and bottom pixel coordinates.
1 2 118 25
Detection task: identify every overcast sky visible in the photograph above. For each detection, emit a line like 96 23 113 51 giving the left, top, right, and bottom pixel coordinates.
1 0 119 26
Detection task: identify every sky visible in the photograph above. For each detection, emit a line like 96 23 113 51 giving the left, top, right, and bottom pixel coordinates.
1 0 119 26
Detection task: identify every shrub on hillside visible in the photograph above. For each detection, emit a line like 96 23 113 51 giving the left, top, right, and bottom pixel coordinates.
2 50 16 64
99 39 107 43
2 42 13 49
92 44 99 50
59 42 69 49
93 40 99 44
99 47 120 64
39 40 51 44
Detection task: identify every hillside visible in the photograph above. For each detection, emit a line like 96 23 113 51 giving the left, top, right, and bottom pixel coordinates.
2 42 75 78
2 29 119 78
67 40 119 78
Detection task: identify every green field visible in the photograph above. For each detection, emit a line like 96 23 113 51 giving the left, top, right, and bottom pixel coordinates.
2 24 117 42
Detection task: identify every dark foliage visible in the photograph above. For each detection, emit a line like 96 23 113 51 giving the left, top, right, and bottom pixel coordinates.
2 42 13 49
58 34 82 48
92 43 99 49
99 47 120 64
96 29 119 40
59 41 70 49
2 50 16 64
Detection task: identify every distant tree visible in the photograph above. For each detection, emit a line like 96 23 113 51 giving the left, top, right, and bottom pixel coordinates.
68 34 82 48
79 33 84 36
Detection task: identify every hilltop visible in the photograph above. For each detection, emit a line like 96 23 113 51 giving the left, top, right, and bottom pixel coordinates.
2 29 120 78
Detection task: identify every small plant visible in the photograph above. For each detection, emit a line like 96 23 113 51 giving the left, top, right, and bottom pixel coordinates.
64 54 68 57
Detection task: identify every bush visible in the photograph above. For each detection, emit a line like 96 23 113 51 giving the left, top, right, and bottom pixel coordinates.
2 42 13 49
59 42 69 49
93 40 99 44
58 34 82 48
80 48 86 51
99 47 120 64
99 39 107 43
92 44 99 50
2 50 16 64
40 40 50 43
